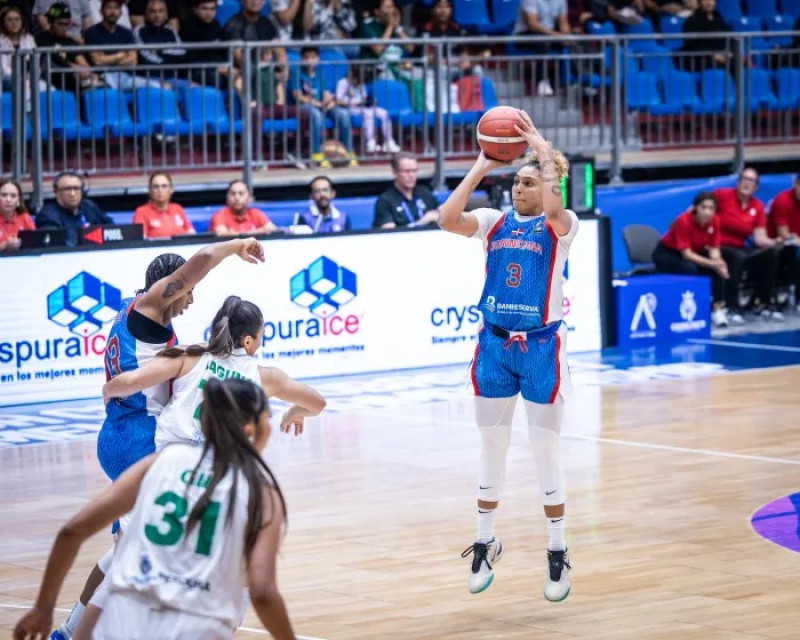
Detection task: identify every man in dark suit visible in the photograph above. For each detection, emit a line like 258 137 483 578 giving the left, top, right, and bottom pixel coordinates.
36 171 114 246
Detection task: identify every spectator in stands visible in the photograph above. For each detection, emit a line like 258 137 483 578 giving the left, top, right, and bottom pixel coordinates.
36 3 104 90
128 0 179 30
715 168 783 323
0 0 33 32
607 0 645 26
358 0 414 70
34 0 91 41
88 0 131 28
681 0 730 71
270 0 302 41
133 0 187 81
301 0 359 58
373 152 440 229
419 0 462 38
0 6 37 90
0 179 35 251
296 175 351 233
643 0 684 17
132 172 195 239
224 0 288 95
512 0 571 96
36 171 114 247
85 0 161 90
652 191 730 327
767 174 800 312
180 0 241 93
292 45 356 167
336 64 399 154
210 180 278 235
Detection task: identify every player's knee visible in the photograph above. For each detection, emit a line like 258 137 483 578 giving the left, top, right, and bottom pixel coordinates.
479 424 512 453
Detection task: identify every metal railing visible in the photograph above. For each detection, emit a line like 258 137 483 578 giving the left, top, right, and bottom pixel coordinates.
0 31 798 206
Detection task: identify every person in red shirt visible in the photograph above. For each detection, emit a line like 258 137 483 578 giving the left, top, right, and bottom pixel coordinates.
209 180 277 236
0 179 35 251
653 191 730 327
767 173 800 312
714 167 783 323
133 172 196 239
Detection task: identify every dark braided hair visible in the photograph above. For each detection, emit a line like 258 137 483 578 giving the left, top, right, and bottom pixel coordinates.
184 378 286 558
135 253 186 295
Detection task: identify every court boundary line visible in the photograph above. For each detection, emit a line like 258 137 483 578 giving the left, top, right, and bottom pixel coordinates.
0 604 327 639
687 338 800 353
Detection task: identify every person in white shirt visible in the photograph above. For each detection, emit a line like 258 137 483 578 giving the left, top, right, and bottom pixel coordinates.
14 377 297 640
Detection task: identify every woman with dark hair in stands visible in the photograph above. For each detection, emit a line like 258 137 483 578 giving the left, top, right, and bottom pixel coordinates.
0 179 35 251
133 172 196 239
652 191 730 327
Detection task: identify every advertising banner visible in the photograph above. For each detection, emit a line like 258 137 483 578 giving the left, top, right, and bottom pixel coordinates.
0 222 604 406
615 274 711 349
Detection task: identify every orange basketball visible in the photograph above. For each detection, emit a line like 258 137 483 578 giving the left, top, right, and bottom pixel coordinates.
476 106 529 162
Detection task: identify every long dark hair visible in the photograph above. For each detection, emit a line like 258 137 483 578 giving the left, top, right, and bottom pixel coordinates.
160 295 264 358
184 378 286 558
135 253 186 295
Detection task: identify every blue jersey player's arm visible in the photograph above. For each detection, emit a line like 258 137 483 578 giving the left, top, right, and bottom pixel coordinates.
440 152 509 237
136 238 266 326
513 111 573 237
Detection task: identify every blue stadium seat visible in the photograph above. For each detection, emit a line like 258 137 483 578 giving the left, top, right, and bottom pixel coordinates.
82 88 149 137
318 47 349 93
481 76 498 109
640 48 677 77
586 20 615 36
652 71 701 115
693 69 735 114
745 67 780 110
780 0 800 19
619 17 655 53
453 0 491 31
731 15 763 32
489 0 520 33
40 90 95 140
765 15 793 47
745 0 777 19
658 15 684 51
715 0 743 24
135 87 191 136
182 86 242 135
216 1 240 27
369 79 424 127
625 71 662 111
774 67 800 109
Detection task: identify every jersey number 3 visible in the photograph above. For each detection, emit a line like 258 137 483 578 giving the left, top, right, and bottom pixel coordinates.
506 263 522 288
144 490 221 556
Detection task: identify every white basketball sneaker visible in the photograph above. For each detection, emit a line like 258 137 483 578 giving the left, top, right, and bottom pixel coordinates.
544 549 571 602
462 538 504 594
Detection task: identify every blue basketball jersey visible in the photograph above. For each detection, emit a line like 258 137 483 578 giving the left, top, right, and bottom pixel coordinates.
103 297 177 427
476 210 575 332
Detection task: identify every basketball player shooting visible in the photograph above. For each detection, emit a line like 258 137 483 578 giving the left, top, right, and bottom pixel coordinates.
438 109 578 601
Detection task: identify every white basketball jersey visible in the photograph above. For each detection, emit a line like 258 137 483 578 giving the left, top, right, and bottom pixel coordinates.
109 443 252 629
156 349 261 449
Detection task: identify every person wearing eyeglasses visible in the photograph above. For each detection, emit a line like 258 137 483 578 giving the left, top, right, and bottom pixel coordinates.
133 171 196 239
35 171 114 247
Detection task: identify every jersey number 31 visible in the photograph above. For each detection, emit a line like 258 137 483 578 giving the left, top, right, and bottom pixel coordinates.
144 490 221 556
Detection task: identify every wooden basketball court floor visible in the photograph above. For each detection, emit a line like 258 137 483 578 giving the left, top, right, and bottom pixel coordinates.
2 339 800 639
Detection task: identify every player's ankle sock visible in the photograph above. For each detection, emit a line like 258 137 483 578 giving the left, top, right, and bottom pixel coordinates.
547 515 566 551
60 600 86 638
476 508 496 543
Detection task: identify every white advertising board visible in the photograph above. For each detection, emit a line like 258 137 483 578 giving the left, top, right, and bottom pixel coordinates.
0 221 603 406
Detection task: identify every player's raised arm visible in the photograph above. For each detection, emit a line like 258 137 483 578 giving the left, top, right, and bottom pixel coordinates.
137 238 265 323
513 111 573 236
439 152 509 237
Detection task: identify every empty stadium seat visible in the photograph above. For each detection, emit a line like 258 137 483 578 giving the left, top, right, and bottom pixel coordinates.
694 69 735 114
622 224 661 276
658 15 684 51
318 47 349 92
765 14 793 47
369 79 424 127
452 0 491 32
715 0 743 24
0 92 30 141
651 71 701 115
780 0 800 19
626 71 662 111
135 87 191 136
746 67 780 110
489 0 520 33
745 0 777 19
40 90 95 140
774 67 800 109
82 88 149 137
215 1 240 27
182 86 242 136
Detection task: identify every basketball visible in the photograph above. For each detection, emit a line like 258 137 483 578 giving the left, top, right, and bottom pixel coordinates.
477 106 529 162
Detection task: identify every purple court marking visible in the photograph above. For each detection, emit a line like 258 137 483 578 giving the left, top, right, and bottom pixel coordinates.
751 492 800 553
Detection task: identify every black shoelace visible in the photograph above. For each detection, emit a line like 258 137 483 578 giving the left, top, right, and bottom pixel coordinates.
462 542 490 573
547 549 571 581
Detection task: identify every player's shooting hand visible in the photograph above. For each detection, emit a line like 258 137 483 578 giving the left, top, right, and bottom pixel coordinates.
237 238 265 264
13 606 52 640
475 151 511 174
513 109 548 149
280 409 305 436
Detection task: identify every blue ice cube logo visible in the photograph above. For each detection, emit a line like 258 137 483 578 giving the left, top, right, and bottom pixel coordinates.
47 271 122 336
290 256 358 317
